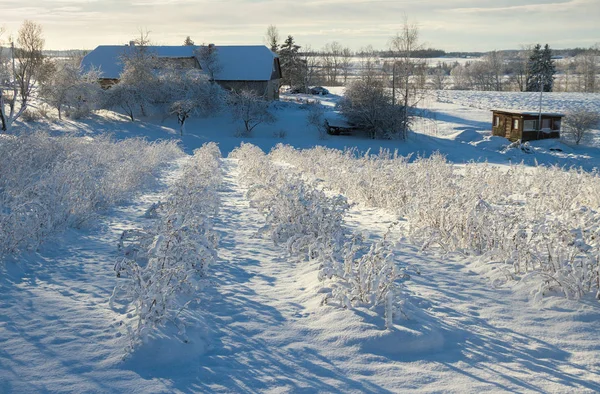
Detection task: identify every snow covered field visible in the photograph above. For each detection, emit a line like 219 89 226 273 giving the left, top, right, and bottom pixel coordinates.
2 90 600 392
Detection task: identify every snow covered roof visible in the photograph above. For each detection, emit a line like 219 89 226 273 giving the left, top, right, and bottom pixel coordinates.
492 109 565 117
81 45 278 81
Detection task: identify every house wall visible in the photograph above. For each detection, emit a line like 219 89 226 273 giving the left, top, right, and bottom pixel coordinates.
492 113 523 140
99 78 119 89
492 111 562 141
217 79 280 100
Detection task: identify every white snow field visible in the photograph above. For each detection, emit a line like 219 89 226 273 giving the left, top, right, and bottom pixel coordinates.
2 90 600 392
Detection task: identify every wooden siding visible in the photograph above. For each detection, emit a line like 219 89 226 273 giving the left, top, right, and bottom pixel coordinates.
492 111 562 141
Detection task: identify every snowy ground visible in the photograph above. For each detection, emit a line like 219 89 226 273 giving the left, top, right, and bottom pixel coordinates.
3 90 600 392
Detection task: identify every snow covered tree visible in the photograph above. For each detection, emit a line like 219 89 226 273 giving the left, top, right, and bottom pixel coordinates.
526 44 556 92
115 32 159 118
279 35 306 89
229 90 275 136
339 77 407 139
40 64 101 119
161 69 226 134
195 44 222 82
105 82 138 121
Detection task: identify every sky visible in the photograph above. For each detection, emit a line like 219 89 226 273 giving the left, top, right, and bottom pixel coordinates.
1 0 599 52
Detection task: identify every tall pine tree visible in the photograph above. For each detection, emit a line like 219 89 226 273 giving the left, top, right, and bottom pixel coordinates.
278 35 307 89
526 44 556 92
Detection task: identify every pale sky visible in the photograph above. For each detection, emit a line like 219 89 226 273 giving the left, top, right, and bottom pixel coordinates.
1 0 599 52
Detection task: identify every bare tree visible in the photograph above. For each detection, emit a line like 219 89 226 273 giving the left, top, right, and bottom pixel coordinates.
265 25 280 53
301 45 321 91
356 45 382 85
563 109 600 144
574 45 599 93
389 17 424 138
321 41 343 86
0 21 45 131
507 45 532 92
339 47 353 85
486 51 505 91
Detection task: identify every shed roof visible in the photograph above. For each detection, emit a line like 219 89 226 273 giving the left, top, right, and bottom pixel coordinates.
492 109 565 117
80 45 278 81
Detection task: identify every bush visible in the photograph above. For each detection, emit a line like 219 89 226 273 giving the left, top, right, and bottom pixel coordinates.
339 79 408 139
268 144 600 302
111 143 222 349
231 143 412 328
0 132 183 258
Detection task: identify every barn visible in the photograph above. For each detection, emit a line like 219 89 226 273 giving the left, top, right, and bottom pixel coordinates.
80 44 282 100
491 110 564 142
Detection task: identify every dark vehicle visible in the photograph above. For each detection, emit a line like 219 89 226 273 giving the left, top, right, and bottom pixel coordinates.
310 86 329 95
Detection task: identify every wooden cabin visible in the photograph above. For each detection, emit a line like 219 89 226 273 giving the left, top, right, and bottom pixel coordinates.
491 110 564 142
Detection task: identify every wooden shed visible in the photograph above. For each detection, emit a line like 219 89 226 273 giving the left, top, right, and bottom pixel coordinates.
491 110 564 142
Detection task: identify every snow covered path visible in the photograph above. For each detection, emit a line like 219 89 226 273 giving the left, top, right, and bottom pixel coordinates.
2 157 600 392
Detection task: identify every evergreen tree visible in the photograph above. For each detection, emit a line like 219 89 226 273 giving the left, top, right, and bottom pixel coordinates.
278 35 306 88
526 43 556 92
183 36 195 46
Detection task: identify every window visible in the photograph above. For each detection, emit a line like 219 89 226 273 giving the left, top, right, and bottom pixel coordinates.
494 116 500 127
553 119 561 131
542 118 551 130
524 120 537 131
513 119 519 130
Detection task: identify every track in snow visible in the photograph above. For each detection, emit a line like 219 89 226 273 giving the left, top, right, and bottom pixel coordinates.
1 157 600 393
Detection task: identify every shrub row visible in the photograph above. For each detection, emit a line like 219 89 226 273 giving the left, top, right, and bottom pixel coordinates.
269 144 600 301
110 143 222 348
0 132 183 259
231 143 409 328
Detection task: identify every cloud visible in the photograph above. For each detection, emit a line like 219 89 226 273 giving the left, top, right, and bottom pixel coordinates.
1 0 598 50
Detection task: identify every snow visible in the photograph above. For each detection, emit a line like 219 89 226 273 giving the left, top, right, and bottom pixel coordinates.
3 88 600 392
81 45 277 81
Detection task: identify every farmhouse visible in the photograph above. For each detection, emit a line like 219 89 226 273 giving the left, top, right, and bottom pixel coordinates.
491 109 564 141
80 44 282 100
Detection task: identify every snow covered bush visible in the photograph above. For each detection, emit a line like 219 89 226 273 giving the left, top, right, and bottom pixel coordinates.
0 132 183 259
268 144 600 302
231 143 412 328
111 143 222 349
319 233 409 329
